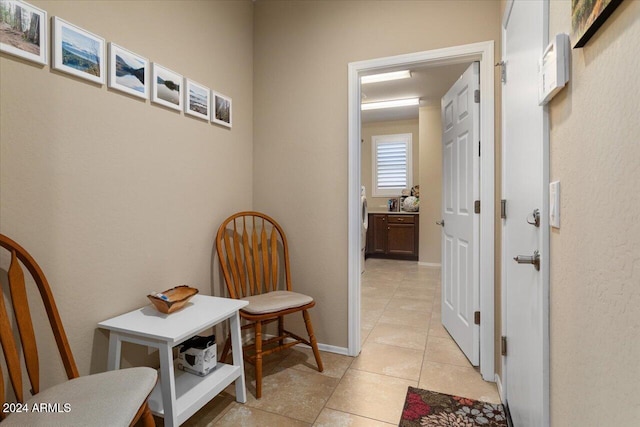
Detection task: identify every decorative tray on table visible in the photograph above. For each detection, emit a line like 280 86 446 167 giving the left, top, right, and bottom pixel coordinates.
147 285 199 314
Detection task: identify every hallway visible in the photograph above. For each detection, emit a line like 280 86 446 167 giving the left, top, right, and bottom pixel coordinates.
174 259 499 426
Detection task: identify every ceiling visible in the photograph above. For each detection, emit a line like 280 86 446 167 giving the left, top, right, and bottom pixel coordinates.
361 62 472 123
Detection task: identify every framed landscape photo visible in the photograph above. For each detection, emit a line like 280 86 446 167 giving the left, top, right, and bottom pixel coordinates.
211 91 232 128
52 17 105 84
151 63 182 111
108 43 148 99
572 0 624 48
0 0 47 65
185 79 210 121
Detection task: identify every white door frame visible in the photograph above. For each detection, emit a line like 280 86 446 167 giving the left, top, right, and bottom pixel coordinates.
347 41 496 380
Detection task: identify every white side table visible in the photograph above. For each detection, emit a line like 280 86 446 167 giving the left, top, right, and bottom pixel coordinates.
98 295 248 427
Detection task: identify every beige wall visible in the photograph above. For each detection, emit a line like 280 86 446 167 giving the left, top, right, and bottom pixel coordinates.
548 0 640 424
418 106 442 265
253 0 501 347
361 119 419 210
0 0 254 389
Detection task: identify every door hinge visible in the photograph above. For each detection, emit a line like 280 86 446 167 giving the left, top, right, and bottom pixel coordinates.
474 89 480 103
500 199 507 219
501 336 507 356
478 140 481 156
496 61 506 84
474 200 481 214
474 311 480 325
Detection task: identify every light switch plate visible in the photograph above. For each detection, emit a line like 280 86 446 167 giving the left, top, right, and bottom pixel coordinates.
550 181 560 228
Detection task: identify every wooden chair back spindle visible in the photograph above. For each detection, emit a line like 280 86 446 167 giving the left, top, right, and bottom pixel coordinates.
8 249 39 396
251 216 261 294
217 212 291 300
0 252 25 408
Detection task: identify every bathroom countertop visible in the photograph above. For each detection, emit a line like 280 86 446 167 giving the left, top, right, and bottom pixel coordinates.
368 210 419 215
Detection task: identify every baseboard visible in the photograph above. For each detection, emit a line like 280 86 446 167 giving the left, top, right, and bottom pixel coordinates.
270 336 350 356
418 262 441 268
317 343 350 356
495 373 505 403
295 340 350 356
227 328 350 357
504 403 514 427
495 374 514 427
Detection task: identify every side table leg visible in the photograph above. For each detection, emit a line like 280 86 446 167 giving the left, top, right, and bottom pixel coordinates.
107 334 122 371
229 311 247 403
159 344 178 427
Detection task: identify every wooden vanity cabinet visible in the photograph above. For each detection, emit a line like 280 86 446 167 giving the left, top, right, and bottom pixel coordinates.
366 213 419 260
369 214 388 255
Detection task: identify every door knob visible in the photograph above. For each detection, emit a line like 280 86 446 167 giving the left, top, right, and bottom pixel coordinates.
513 250 540 271
436 220 445 227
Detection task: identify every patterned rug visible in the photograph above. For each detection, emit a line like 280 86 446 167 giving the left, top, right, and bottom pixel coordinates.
399 387 507 426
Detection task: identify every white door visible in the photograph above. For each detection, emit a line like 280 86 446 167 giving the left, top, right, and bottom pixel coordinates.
502 0 549 425
440 62 480 365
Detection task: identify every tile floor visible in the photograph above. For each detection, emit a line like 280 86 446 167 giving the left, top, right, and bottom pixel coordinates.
162 258 500 426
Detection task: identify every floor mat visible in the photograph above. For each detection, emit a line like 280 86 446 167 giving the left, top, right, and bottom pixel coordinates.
399 386 507 426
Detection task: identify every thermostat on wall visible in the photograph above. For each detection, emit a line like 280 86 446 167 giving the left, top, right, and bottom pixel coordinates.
539 33 570 105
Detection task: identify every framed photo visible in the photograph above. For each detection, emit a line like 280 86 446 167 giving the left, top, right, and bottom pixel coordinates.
185 79 210 121
0 0 47 65
52 17 105 84
151 63 182 111
572 0 623 48
211 91 232 128
108 43 148 99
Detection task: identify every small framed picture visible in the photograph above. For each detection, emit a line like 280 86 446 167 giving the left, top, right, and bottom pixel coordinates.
0 0 47 65
151 63 182 111
211 91 232 128
52 16 105 84
185 79 210 120
108 43 148 99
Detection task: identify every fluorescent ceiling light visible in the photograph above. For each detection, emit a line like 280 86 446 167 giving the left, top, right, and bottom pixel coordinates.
361 98 420 110
361 70 411 84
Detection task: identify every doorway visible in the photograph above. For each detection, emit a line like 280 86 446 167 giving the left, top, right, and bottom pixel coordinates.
348 41 496 381
360 61 470 269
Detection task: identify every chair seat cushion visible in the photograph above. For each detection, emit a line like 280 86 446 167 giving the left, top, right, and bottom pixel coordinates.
3 367 157 427
241 290 313 314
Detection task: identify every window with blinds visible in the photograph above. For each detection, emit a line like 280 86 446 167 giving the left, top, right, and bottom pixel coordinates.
372 133 412 197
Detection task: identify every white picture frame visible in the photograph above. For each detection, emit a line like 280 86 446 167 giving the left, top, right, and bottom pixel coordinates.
151 63 182 111
52 16 105 84
211 91 232 128
108 43 148 99
0 0 47 65
184 79 210 121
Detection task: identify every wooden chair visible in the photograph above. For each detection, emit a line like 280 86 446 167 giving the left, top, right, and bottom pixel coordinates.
216 211 323 398
0 234 157 426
